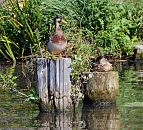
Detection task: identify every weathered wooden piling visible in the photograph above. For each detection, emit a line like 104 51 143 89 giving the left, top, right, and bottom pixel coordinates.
35 58 72 112
83 71 119 105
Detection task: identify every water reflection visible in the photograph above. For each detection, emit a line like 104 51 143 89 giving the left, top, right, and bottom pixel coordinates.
121 108 143 129
36 106 120 130
82 106 120 130
37 112 73 130
0 88 38 128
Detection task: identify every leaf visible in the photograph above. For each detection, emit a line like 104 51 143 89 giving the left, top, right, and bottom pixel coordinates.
0 36 17 63
0 49 10 60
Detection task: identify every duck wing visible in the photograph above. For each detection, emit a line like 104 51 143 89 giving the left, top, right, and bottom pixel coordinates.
51 33 67 45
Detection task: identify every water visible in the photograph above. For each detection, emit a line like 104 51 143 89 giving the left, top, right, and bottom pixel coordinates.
116 61 143 130
0 61 143 129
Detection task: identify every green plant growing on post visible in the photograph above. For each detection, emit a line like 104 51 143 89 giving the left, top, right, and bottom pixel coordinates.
71 40 95 106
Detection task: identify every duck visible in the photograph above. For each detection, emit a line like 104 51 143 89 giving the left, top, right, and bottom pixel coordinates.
48 16 67 55
93 57 113 72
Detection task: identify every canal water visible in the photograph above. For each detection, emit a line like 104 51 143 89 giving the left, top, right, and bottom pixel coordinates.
0 60 143 129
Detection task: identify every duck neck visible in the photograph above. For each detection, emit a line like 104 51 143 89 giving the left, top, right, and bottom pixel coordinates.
55 22 60 31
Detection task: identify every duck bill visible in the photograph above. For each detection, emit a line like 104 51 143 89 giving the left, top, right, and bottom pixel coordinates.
61 19 67 24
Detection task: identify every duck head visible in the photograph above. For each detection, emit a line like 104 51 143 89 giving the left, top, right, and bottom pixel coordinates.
54 16 67 24
53 16 67 31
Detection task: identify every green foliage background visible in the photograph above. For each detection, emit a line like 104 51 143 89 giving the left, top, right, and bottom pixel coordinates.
1 0 143 60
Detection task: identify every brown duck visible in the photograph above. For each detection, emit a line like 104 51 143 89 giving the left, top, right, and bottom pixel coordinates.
93 57 113 72
48 16 67 55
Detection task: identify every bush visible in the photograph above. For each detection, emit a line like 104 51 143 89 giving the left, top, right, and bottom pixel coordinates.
1 0 143 59
0 0 51 59
72 0 143 56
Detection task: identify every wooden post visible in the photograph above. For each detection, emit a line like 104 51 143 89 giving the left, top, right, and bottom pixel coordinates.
83 71 119 106
36 58 72 112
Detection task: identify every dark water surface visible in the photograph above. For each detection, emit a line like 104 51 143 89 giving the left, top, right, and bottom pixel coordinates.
0 61 143 129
